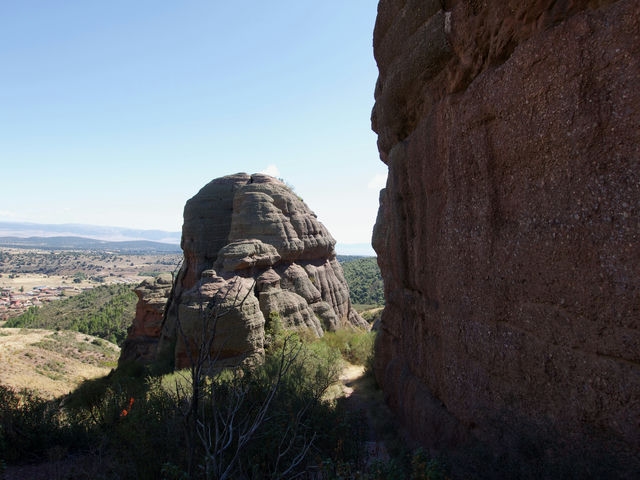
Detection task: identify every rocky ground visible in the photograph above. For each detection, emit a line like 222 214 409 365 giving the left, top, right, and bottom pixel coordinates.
339 364 392 465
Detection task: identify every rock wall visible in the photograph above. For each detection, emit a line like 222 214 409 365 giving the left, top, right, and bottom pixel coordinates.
372 0 640 476
119 274 173 364
120 173 366 370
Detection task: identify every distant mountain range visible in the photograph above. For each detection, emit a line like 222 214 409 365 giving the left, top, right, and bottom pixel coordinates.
0 221 182 253
0 235 182 253
0 221 375 256
0 221 181 244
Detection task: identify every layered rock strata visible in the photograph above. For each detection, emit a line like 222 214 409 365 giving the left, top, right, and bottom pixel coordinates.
120 173 366 369
372 0 639 475
119 274 173 364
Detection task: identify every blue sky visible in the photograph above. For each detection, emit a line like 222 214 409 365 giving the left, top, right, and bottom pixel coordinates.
0 1 385 254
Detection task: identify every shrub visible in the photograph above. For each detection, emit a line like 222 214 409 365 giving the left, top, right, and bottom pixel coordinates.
0 385 88 464
410 448 447 480
173 331 348 478
321 329 376 366
5 283 137 345
0 322 384 478
340 257 384 306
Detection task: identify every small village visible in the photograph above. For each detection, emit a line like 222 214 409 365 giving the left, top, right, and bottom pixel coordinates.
0 276 145 321
0 284 83 320
0 248 180 322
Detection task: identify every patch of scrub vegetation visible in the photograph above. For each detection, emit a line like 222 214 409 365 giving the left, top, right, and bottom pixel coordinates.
320 328 377 368
0 320 449 479
340 256 384 307
5 283 137 345
35 360 67 381
32 330 119 368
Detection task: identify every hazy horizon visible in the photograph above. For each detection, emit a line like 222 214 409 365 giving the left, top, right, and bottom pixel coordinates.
0 220 376 256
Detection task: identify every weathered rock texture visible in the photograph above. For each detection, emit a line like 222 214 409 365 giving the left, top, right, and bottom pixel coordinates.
120 274 173 364
372 0 639 476
120 173 366 369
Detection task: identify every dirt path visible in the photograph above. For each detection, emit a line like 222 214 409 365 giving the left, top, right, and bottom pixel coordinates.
338 363 392 465
339 363 365 397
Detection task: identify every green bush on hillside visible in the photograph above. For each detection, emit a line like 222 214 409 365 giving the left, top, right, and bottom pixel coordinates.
0 320 451 479
5 283 137 345
0 332 364 478
321 329 376 367
340 257 384 306
0 385 90 464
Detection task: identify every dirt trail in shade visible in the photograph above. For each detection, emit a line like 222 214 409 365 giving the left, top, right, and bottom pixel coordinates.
339 363 365 396
338 363 392 465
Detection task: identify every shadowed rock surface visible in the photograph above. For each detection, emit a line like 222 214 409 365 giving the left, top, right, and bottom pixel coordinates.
119 274 173 364
120 173 366 369
372 0 639 477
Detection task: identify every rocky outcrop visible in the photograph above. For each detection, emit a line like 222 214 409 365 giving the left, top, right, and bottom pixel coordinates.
119 274 173 365
372 0 640 476
121 173 366 370
169 271 264 369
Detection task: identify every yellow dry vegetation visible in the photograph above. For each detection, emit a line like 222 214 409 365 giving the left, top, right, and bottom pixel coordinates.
0 327 119 399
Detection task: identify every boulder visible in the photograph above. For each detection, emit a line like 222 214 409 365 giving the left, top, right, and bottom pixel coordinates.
121 173 366 371
215 239 281 272
372 0 640 476
259 289 323 338
170 273 264 370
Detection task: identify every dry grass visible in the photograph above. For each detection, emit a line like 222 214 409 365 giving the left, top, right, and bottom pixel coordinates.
0 327 119 399
0 273 138 292
0 249 181 296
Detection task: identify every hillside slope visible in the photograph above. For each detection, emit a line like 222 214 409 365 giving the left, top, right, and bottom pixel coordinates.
5 283 137 345
0 327 119 398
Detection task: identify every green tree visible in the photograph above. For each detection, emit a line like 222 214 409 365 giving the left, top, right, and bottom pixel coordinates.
5 284 137 346
341 257 384 306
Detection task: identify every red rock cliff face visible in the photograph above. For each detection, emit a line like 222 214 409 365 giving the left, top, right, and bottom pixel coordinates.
372 0 639 475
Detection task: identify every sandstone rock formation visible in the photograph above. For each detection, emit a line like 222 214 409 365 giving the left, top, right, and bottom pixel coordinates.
119 274 173 364
120 173 366 370
372 0 639 476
